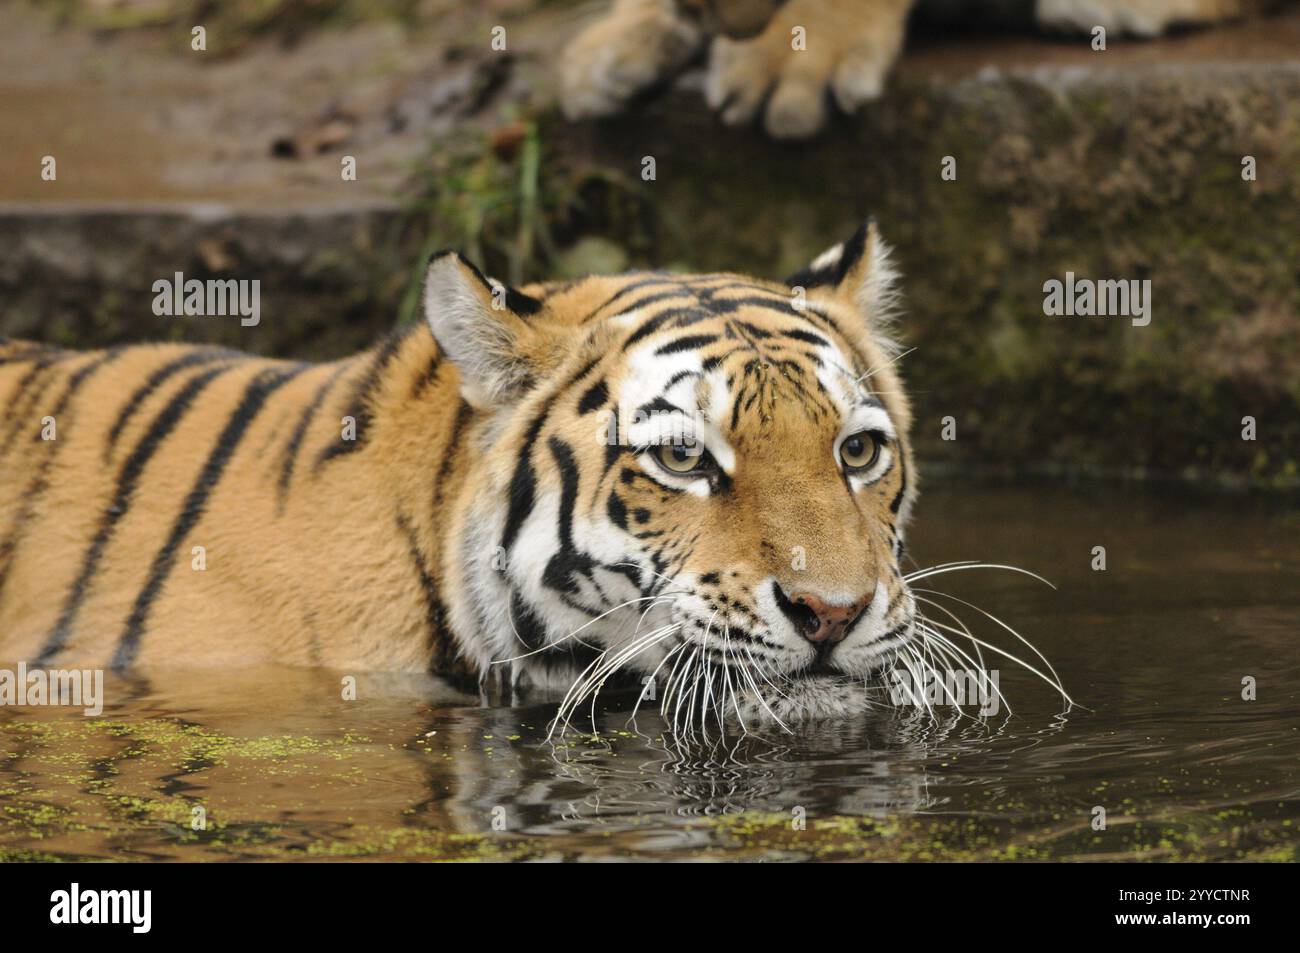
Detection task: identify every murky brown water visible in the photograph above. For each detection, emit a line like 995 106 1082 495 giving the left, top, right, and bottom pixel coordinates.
2 482 1297 861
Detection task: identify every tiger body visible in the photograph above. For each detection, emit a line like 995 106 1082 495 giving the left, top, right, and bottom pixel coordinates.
0 222 917 723
0 337 471 676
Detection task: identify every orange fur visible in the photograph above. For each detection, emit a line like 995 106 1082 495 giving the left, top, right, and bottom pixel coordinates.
0 227 915 705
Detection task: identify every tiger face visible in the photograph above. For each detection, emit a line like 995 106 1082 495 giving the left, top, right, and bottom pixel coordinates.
427 221 916 727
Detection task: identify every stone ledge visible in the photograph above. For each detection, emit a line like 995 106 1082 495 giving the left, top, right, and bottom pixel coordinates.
2 10 1298 486
0 204 409 360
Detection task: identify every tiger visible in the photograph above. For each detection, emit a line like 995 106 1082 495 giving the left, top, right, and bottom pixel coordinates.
0 220 916 727
560 0 1272 139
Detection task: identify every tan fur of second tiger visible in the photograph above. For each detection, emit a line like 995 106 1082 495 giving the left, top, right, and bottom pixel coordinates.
560 0 1271 138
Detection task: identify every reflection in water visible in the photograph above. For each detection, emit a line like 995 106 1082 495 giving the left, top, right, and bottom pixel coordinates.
537 707 1040 827
1 483 1297 860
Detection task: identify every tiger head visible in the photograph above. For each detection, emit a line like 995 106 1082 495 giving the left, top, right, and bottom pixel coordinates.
425 221 917 728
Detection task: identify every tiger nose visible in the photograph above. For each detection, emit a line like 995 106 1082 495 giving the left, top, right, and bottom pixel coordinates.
777 586 872 644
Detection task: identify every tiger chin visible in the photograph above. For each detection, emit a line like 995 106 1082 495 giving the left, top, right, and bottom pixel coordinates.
0 220 916 731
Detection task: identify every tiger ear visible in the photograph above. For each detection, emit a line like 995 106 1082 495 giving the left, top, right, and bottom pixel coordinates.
423 251 545 408
785 219 900 327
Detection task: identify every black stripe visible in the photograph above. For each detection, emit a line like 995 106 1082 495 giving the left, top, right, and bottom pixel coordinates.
431 399 473 511
0 357 63 460
409 350 442 399
37 363 232 663
498 356 600 554
603 437 622 474
395 511 447 660
606 490 628 529
890 454 908 515
730 387 745 431
510 591 550 651
681 276 783 293
636 396 686 420
112 364 306 668
782 328 831 347
500 413 545 554
714 296 804 316
582 273 681 321
601 287 695 320
104 348 235 463
0 351 122 603
731 321 773 340
277 362 347 507
315 330 408 468
773 360 833 417
1 359 53 416
547 437 581 553
577 378 608 415
621 309 678 350
654 333 718 356
663 369 699 390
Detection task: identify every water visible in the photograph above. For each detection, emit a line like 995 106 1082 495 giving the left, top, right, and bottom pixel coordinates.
2 482 1297 861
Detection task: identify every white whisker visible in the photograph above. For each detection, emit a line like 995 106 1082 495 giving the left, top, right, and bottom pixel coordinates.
913 585 1068 704
548 623 680 739
496 593 679 666
854 345 916 385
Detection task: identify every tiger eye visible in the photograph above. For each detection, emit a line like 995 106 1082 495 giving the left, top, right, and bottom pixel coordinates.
656 442 704 474
840 431 880 470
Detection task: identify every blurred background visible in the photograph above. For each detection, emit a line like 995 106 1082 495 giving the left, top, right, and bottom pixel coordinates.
2 0 1298 487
